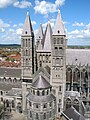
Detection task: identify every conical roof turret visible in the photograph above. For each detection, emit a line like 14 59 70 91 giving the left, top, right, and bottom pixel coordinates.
22 11 34 36
43 21 52 51
53 9 66 36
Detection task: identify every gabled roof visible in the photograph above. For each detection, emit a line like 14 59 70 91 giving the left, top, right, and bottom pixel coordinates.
43 21 52 51
53 9 66 36
32 73 51 89
32 67 50 80
62 106 85 120
22 11 33 36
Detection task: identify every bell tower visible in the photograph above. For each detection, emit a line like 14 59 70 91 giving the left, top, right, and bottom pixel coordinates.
21 11 35 112
51 9 67 115
21 11 34 80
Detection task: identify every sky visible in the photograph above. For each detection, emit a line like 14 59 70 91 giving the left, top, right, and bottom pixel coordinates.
0 0 90 45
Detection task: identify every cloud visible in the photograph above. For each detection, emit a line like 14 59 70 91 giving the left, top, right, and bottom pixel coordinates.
0 0 32 8
68 26 90 40
14 0 32 8
0 19 10 28
72 22 84 27
0 28 5 32
31 21 36 26
0 19 23 44
16 28 23 35
34 0 65 15
55 0 65 7
85 23 90 29
0 0 16 8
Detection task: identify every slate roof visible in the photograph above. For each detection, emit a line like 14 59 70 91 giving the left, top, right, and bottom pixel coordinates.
0 83 21 91
27 92 55 103
66 49 90 65
0 67 21 78
62 106 85 120
32 73 51 89
6 88 22 97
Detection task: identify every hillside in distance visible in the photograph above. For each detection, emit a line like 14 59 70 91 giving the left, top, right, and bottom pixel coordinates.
0 44 90 49
0 44 20 48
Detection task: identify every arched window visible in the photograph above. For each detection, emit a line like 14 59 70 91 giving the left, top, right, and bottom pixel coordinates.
73 68 80 82
37 90 40 96
53 38 56 44
1 91 3 95
40 61 42 67
49 102 52 107
26 50 28 56
73 99 79 104
26 39 28 47
36 113 39 119
43 113 46 119
73 99 79 111
33 90 35 95
30 111 32 117
47 90 49 95
42 90 45 96
66 68 72 82
29 101 32 106
36 104 39 108
43 104 47 109
12 100 15 108
66 98 72 109
50 111 51 117
55 58 60 65
6 100 9 107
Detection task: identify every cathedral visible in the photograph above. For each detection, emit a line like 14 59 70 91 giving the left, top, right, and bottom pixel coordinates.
0 9 90 120
21 9 90 120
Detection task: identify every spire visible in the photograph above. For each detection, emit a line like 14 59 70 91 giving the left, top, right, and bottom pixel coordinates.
22 11 33 36
53 9 66 36
36 23 44 50
37 39 43 50
43 21 52 51
36 23 43 40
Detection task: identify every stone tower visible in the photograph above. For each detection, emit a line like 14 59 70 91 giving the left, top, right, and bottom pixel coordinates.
21 11 35 112
27 72 56 120
51 10 67 115
21 11 34 79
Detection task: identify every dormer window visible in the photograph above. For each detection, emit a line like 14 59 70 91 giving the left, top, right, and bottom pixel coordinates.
25 31 27 34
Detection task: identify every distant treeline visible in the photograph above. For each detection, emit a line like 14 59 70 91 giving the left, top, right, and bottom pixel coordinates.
0 44 90 49
67 45 90 49
0 44 20 48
